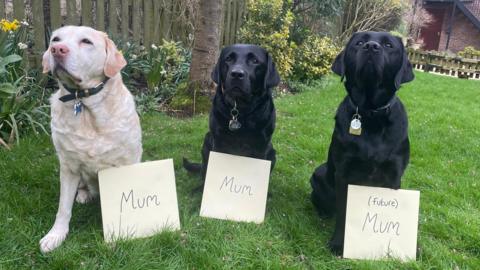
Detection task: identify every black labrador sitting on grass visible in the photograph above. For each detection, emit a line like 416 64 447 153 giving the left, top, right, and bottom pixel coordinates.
184 44 280 181
310 32 414 254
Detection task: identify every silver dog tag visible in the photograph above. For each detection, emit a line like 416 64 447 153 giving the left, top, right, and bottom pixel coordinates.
229 119 241 131
349 118 362 136
74 100 83 116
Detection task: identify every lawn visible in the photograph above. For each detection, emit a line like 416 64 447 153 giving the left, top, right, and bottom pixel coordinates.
0 71 479 269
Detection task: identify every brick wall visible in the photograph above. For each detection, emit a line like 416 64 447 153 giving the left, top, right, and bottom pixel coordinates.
437 7 480 53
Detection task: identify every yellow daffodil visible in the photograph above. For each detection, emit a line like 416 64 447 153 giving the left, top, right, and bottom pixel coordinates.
0 19 20 32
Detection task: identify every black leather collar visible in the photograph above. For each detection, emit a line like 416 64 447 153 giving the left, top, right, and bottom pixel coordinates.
59 77 110 102
348 95 397 117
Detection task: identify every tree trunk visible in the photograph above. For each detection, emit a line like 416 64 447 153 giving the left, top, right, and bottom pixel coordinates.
188 0 223 113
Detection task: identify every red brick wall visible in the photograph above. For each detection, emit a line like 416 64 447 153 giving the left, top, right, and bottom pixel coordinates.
437 7 480 53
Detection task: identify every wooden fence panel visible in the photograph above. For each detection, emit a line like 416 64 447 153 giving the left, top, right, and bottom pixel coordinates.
32 0 45 65
50 0 62 30
120 0 129 40
96 0 106 31
81 0 93 26
17 0 246 68
0 0 4 19
143 0 153 46
66 0 80 25
109 0 119 38
132 0 141 44
13 0 24 20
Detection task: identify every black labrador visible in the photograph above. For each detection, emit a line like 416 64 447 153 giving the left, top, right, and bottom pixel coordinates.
183 44 280 181
310 32 414 254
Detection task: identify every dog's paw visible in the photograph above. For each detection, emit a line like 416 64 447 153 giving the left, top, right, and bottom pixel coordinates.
328 239 343 256
76 189 93 204
39 228 68 253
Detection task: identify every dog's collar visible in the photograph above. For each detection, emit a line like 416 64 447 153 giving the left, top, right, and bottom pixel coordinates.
58 77 110 103
348 95 397 116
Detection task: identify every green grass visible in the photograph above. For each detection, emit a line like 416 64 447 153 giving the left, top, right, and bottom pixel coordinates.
1 72 479 269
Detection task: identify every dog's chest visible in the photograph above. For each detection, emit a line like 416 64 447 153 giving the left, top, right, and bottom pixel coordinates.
50 104 141 174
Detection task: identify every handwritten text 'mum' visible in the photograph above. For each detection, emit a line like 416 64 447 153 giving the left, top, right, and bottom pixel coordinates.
362 212 400 236
219 176 253 196
120 189 161 212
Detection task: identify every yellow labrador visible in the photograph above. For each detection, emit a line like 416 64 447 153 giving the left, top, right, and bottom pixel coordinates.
40 26 142 253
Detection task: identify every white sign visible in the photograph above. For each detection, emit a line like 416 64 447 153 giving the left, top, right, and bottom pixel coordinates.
200 151 271 223
98 159 181 242
343 185 420 261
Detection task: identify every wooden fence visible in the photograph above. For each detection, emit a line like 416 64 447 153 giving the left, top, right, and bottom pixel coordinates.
0 0 246 67
408 49 480 80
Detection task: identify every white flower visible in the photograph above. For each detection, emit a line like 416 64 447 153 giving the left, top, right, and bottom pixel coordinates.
139 45 145 51
126 42 131 47
17 42 28 50
151 44 158 50
131 54 137 60
160 69 167 75
21 20 29 26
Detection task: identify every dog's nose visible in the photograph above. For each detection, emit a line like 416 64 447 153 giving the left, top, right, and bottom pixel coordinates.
51 44 70 58
363 41 381 53
231 69 245 79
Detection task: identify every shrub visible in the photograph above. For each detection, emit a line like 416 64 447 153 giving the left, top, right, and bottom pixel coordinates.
117 40 191 114
239 0 296 79
458 46 480 58
0 19 49 148
292 35 340 82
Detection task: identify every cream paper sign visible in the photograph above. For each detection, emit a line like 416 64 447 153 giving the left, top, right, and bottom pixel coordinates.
343 185 420 261
98 159 180 242
200 151 271 223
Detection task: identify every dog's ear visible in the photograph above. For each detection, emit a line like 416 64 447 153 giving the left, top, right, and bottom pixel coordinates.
394 37 414 90
104 36 127 78
264 52 280 89
42 48 51 73
332 33 357 81
331 50 345 80
211 49 223 84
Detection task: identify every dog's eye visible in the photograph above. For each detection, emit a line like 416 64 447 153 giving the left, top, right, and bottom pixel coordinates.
225 55 233 62
356 41 364 46
385 42 393 48
52 36 60 42
251 57 259 64
81 38 93 45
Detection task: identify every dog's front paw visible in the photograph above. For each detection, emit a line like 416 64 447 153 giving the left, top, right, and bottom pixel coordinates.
39 228 68 253
328 238 344 256
76 189 93 204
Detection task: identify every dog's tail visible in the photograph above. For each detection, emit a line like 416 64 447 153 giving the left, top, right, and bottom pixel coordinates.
183 158 202 174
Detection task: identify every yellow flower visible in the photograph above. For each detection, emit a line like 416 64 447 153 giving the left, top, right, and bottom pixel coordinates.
1 19 20 32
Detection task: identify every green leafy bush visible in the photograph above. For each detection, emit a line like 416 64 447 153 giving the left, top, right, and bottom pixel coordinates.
117 40 191 114
292 35 340 81
239 0 296 79
0 19 49 148
458 46 480 58
239 0 340 84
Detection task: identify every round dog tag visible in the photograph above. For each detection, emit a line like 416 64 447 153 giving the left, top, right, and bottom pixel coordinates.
229 119 241 131
351 118 361 129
